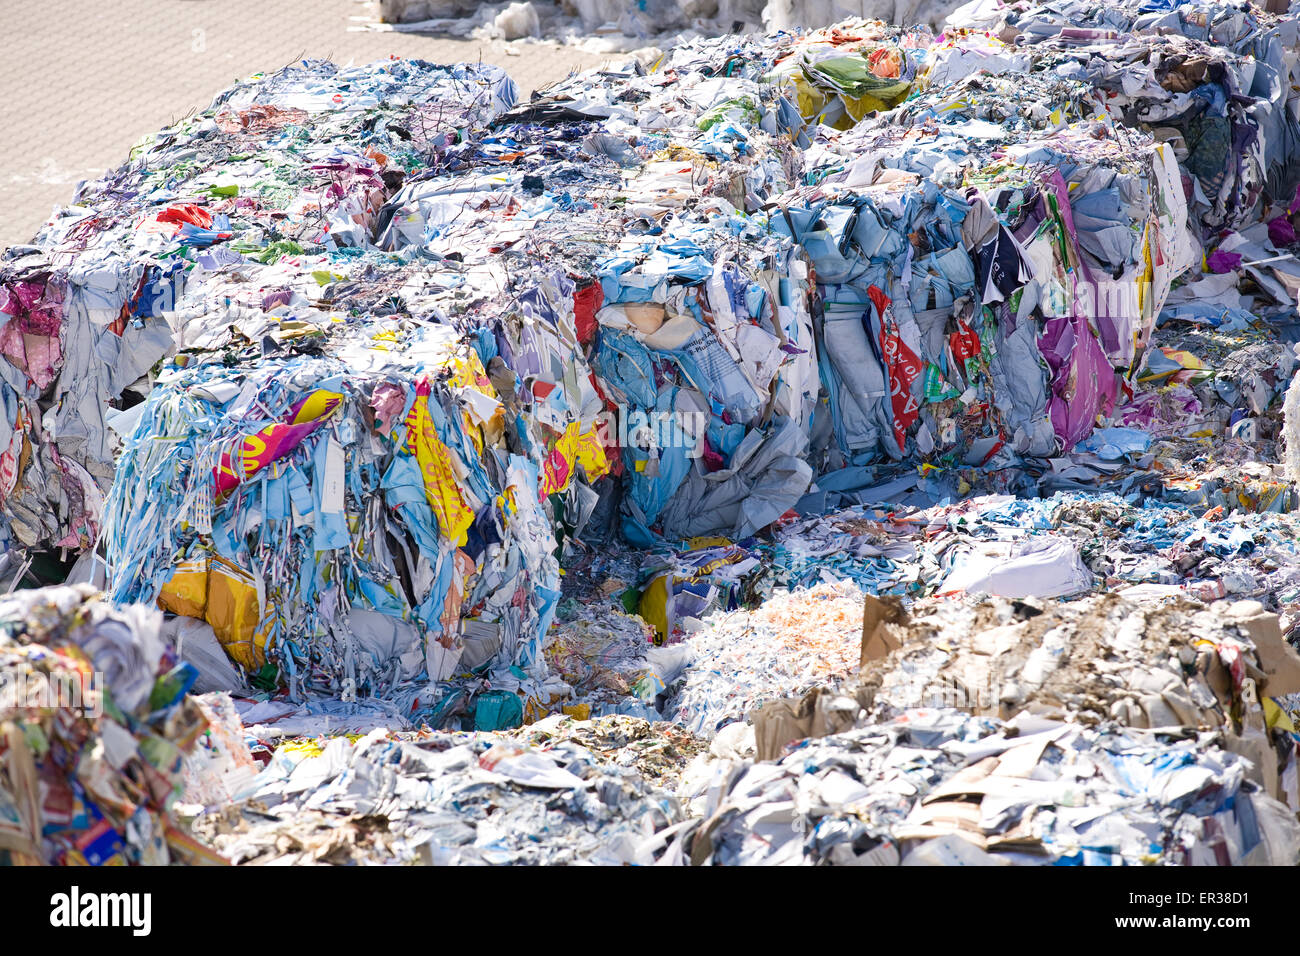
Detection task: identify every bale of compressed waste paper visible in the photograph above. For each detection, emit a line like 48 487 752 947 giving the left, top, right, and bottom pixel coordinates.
2 7 1299 753
0 585 226 865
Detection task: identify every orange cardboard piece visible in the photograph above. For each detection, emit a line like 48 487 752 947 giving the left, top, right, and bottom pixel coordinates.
158 556 264 672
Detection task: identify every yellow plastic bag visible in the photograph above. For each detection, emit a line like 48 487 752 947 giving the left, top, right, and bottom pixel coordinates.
158 555 266 671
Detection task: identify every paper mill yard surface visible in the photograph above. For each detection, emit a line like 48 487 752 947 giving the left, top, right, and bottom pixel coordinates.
4 0 1300 870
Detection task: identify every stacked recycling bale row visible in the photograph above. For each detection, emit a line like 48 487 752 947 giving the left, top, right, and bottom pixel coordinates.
0 60 516 557
759 2 1300 483
769 51 1194 480
938 0 1300 235
1 9 1294 719
96 41 821 716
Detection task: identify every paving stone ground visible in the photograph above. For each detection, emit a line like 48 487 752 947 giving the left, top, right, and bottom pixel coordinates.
0 0 612 247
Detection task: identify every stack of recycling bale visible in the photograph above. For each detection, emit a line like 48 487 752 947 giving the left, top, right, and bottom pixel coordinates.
95 44 818 719
0 9 1293 724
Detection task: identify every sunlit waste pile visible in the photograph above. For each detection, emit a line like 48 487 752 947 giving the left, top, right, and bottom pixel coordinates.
5 1 1300 864
361 0 970 50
